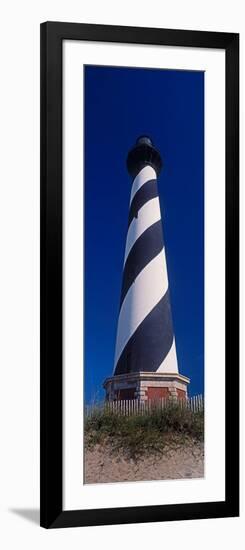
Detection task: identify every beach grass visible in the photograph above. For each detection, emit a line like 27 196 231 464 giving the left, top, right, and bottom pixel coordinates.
85 402 204 459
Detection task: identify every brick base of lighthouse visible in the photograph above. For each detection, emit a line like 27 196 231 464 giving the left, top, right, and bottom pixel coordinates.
103 372 190 402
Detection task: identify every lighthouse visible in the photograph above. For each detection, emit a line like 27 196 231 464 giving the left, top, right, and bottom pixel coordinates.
103 137 190 402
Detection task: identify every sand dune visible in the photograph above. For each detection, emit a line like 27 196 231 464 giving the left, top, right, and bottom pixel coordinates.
84 441 204 484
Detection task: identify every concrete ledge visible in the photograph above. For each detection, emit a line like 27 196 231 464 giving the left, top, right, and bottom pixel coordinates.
103 371 190 387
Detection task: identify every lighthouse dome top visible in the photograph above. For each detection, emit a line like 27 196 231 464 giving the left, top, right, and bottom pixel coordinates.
136 135 153 147
127 135 162 178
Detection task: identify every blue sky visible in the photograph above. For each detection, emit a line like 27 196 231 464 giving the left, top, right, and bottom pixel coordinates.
84 65 204 402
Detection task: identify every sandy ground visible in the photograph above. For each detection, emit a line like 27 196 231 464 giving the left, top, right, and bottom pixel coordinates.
84 441 204 484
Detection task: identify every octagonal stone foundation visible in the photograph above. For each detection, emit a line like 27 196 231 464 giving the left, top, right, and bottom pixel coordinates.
103 371 190 403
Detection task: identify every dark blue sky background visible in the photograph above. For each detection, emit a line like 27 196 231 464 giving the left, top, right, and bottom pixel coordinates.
84 65 204 402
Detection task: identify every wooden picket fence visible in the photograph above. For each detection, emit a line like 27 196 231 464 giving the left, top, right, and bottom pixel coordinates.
85 394 204 418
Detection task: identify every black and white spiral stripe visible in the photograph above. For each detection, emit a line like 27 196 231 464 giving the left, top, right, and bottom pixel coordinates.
114 165 179 376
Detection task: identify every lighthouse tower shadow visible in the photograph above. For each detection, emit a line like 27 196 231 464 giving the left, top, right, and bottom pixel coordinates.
103 137 190 403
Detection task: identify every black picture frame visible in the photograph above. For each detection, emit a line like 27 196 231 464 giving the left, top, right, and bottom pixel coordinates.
40 21 239 528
